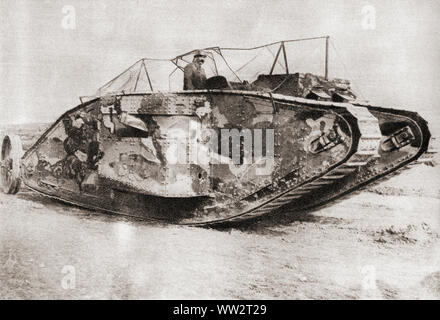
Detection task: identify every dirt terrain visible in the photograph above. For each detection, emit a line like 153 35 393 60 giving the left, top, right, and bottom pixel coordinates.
0 124 439 299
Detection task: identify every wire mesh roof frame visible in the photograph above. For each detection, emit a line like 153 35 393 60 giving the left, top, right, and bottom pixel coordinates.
92 35 330 97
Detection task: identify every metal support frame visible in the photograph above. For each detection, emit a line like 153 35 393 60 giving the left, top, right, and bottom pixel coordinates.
206 52 219 75
281 42 289 75
269 43 282 75
269 42 290 75
133 61 143 92
133 60 154 92
142 60 154 91
325 36 329 80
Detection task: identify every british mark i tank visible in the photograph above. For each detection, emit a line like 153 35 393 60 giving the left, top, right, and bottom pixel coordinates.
0 36 436 226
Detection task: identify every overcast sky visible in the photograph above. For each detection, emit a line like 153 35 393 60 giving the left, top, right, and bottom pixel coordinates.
1 0 439 132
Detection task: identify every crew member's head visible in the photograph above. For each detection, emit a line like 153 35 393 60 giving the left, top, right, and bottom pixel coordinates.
193 50 207 66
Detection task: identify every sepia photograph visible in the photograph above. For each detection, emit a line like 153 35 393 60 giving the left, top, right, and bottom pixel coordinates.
0 0 439 305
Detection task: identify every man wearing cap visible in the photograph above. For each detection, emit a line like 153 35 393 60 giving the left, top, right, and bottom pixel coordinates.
183 50 207 90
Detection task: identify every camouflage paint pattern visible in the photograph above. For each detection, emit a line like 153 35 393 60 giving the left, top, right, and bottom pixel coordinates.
18 86 431 225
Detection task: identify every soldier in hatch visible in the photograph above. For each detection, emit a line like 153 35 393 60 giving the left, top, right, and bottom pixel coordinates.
183 50 207 90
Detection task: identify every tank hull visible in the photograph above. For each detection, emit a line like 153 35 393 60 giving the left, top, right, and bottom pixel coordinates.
17 90 432 225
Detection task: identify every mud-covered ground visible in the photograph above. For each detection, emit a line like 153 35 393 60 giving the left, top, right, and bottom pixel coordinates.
0 125 439 299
